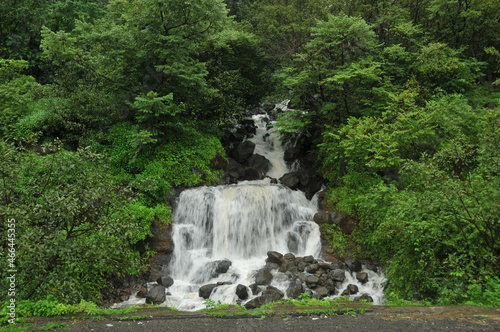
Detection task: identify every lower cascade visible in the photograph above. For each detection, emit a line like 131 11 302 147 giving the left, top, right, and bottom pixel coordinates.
120 112 386 310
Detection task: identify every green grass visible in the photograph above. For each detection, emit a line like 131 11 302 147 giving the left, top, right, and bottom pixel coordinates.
207 310 274 318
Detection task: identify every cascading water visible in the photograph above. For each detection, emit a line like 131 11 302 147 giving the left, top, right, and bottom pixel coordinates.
166 113 322 310
118 110 386 310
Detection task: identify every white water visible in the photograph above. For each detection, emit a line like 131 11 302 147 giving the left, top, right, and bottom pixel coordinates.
120 112 385 310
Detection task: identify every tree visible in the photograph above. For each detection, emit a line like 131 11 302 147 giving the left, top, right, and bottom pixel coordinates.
0 140 151 303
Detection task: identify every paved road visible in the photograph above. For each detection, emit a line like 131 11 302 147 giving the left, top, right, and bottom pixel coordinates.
35 305 500 331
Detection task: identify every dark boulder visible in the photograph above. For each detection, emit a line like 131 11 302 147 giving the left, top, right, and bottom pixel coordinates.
284 146 304 162
341 284 359 296
236 284 249 300
199 284 218 299
240 167 261 181
157 276 174 288
245 286 284 309
266 251 284 266
247 154 272 177
345 258 362 273
231 141 256 163
254 270 274 285
286 280 304 299
303 255 315 264
305 275 319 289
356 272 369 284
249 283 264 295
279 172 300 189
145 285 166 304
328 269 346 282
315 286 329 298
214 259 232 274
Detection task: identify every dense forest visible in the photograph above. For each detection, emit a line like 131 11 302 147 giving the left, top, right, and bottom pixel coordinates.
1 0 499 313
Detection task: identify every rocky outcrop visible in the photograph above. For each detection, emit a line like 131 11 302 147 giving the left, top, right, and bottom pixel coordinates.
313 211 355 235
146 285 166 304
199 284 218 299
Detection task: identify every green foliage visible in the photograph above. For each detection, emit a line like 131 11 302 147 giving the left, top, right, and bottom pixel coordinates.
0 142 150 304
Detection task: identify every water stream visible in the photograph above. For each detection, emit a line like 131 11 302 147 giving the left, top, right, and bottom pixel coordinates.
120 112 385 310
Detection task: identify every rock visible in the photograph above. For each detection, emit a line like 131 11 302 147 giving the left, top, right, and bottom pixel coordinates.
284 146 304 162
148 220 173 254
306 264 319 274
305 275 319 289
254 270 274 285
356 272 369 284
313 211 355 234
245 286 284 309
357 294 374 302
317 190 329 211
283 253 296 261
264 262 280 270
279 172 300 189
236 284 249 300
225 158 245 183
303 255 315 264
345 258 362 273
136 288 147 298
145 285 166 304
199 284 218 299
286 280 304 299
214 259 232 274
342 284 359 296
315 286 329 298
328 269 346 282
297 173 323 200
157 276 174 288
247 154 272 177
266 251 284 266
240 167 261 181
249 283 263 295
231 141 256 163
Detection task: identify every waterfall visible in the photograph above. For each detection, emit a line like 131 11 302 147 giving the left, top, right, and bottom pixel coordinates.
165 114 322 310
117 111 386 310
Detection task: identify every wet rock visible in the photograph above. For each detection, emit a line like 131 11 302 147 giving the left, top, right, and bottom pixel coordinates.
284 253 296 261
315 286 329 298
286 280 304 299
328 269 346 282
305 275 319 289
254 270 274 285
199 284 218 299
244 286 284 309
236 284 249 300
264 262 280 270
215 259 232 274
356 272 369 284
279 172 300 189
249 283 264 295
240 167 261 181
284 146 304 162
157 276 174 288
345 258 362 273
303 255 315 264
136 288 147 298
146 285 166 304
341 284 359 296
231 141 256 163
247 154 272 177
306 263 319 274
266 251 284 266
